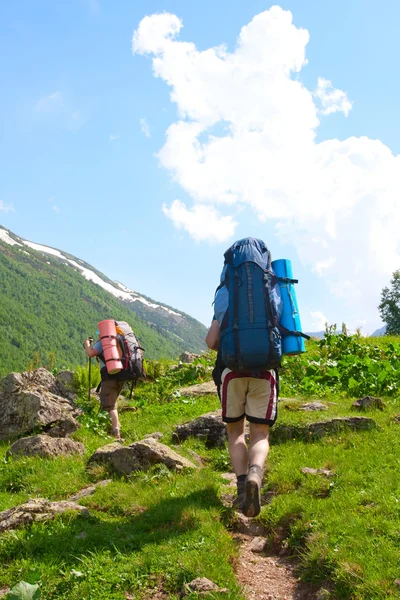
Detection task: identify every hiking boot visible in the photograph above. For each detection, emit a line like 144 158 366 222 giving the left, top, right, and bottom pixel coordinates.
242 465 263 517
232 491 245 510
232 475 246 511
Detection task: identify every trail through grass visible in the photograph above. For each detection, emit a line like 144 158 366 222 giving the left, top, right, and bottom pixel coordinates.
1 339 400 599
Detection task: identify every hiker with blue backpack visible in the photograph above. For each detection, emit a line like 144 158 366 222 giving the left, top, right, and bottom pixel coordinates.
206 238 309 517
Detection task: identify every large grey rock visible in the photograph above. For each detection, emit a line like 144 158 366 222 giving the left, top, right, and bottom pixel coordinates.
144 431 164 440
179 351 200 364
172 410 227 448
272 416 377 442
0 498 89 533
352 395 385 410
87 438 196 475
55 370 76 401
6 435 84 459
300 402 329 411
0 368 81 442
282 399 331 411
179 380 217 397
46 418 80 437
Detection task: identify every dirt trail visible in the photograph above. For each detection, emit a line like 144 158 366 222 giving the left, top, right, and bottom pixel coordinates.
221 473 321 600
235 533 319 600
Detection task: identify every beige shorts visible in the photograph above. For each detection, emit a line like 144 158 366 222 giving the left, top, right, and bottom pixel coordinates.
219 368 278 425
100 379 125 411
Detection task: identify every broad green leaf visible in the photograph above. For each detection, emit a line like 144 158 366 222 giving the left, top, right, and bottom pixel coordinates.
377 370 388 383
348 377 358 390
6 581 41 600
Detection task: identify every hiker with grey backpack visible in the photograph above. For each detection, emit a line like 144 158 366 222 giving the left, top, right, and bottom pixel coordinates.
84 320 145 442
206 238 308 517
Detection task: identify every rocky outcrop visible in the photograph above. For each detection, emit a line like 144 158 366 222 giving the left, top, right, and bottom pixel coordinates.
6 435 84 459
282 400 333 411
45 418 80 438
54 370 76 401
272 416 377 442
179 380 217 397
300 402 329 411
0 498 89 533
172 411 227 448
87 438 196 475
143 432 164 440
352 395 385 410
172 411 377 448
179 351 200 364
0 368 81 442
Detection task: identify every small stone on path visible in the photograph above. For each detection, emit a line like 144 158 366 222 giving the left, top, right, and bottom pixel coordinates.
249 536 267 553
301 467 334 478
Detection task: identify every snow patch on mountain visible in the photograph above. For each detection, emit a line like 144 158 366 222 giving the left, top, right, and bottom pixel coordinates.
0 229 182 317
0 229 22 247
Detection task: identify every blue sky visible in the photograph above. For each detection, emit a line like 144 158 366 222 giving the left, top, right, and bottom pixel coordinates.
1 0 399 333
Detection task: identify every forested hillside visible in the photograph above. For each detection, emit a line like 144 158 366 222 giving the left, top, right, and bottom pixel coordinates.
0 228 207 375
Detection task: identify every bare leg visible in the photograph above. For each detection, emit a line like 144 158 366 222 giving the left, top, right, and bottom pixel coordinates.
226 419 247 476
226 419 248 508
108 409 121 437
241 423 270 518
248 422 270 468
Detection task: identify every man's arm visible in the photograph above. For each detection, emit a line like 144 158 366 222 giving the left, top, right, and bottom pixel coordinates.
84 338 99 359
206 320 220 351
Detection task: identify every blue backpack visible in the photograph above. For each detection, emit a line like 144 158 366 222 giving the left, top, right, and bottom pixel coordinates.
215 238 282 372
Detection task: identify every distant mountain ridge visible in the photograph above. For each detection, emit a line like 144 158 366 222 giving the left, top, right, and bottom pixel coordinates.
306 327 387 339
371 326 386 337
304 331 326 340
0 226 207 375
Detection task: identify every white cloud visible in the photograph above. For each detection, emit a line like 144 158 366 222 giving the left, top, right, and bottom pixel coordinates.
35 92 63 112
132 6 400 329
310 311 328 331
162 200 237 242
133 13 182 56
140 117 151 138
314 256 336 275
109 134 119 141
0 201 14 213
314 77 352 116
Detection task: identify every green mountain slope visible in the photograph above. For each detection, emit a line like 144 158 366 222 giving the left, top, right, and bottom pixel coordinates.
0 227 207 375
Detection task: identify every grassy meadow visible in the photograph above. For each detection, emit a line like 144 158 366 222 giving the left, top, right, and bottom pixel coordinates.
1 331 400 599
